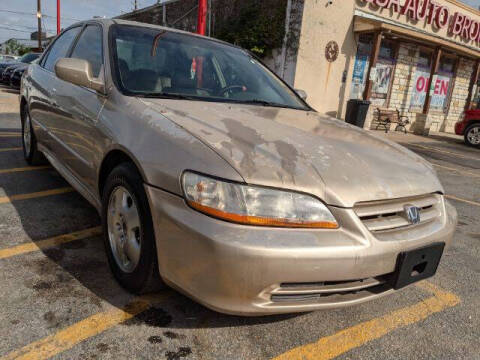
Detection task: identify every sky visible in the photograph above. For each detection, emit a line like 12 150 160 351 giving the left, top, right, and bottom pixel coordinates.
0 0 479 44
0 0 162 43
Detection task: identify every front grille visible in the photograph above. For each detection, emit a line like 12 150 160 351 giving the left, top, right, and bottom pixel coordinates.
270 275 392 303
354 194 442 233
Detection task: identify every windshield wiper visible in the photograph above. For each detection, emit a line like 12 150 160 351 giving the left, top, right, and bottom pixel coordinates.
136 92 197 100
236 99 298 109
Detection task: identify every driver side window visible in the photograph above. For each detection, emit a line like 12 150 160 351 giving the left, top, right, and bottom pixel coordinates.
70 25 103 78
43 27 81 72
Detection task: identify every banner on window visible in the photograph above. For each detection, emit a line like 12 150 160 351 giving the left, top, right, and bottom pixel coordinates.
350 55 368 99
409 71 451 111
430 75 451 111
409 69 430 110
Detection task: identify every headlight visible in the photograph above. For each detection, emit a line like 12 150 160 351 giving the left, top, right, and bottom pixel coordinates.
182 172 338 228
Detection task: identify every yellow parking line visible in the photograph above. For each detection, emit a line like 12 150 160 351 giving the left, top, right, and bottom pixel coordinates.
431 163 480 178
0 187 73 204
0 227 101 260
273 282 460 360
408 143 479 161
0 166 50 175
0 133 21 137
1 294 168 360
0 147 22 152
445 194 480 207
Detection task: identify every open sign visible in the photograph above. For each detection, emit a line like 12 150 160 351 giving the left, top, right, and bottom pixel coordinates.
415 75 449 96
410 71 451 110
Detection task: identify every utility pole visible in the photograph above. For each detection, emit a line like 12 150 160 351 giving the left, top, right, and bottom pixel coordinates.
134 0 138 10
57 0 61 34
197 0 207 35
37 0 42 50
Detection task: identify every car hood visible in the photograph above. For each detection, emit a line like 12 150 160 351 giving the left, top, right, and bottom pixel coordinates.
140 99 443 207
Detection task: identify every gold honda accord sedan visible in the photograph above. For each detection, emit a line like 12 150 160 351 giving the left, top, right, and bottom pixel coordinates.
20 19 457 315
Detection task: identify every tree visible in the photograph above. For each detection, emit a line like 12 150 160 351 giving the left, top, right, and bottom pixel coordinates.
5 39 31 56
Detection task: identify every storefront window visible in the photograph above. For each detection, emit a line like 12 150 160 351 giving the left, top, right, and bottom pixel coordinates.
472 77 480 109
409 50 432 112
370 40 396 107
429 55 456 113
350 34 372 100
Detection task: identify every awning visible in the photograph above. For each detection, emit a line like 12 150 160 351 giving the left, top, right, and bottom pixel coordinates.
354 9 480 59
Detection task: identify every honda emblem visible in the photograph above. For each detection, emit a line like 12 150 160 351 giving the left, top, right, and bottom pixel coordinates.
404 205 421 224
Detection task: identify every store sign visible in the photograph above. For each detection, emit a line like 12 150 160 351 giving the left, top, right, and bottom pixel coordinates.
410 71 450 109
360 0 480 45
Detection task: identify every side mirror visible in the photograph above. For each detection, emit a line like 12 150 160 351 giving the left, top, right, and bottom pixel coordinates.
295 89 307 101
55 58 105 93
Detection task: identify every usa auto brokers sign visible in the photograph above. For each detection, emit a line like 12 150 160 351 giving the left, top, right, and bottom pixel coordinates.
361 0 480 45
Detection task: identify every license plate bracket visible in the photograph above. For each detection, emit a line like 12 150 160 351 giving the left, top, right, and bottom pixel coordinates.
393 242 445 290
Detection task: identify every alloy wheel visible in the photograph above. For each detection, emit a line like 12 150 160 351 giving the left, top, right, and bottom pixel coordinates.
467 126 480 145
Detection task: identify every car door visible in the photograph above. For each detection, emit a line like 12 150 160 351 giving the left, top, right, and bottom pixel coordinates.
49 24 107 194
28 26 82 154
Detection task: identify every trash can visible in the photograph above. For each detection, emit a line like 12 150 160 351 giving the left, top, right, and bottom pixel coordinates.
345 99 371 128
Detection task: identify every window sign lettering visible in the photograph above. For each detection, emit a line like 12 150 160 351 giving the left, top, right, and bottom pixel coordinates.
410 69 430 110
430 74 451 112
410 72 451 112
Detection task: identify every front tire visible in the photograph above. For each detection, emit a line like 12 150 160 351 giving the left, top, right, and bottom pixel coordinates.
22 108 46 165
101 162 162 294
464 124 480 148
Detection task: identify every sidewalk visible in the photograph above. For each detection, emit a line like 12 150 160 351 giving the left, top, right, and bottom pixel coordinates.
368 128 465 146
0 86 20 129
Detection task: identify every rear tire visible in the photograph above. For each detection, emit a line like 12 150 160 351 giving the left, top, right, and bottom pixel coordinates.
464 124 480 148
22 107 46 165
101 162 163 294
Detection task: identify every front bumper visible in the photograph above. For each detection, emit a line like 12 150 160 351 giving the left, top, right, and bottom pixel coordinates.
146 185 457 316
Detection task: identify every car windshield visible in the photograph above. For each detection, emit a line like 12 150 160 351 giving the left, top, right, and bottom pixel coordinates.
20 53 40 63
111 25 308 110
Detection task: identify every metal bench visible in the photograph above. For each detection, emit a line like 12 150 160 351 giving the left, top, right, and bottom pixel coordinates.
373 108 410 134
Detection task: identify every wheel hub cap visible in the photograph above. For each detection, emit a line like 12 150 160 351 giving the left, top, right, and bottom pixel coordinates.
467 127 480 145
107 186 141 273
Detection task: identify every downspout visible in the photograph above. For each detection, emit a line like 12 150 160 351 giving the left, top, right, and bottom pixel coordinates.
280 0 292 81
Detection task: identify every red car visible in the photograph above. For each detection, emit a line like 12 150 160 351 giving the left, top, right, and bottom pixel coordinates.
455 109 480 147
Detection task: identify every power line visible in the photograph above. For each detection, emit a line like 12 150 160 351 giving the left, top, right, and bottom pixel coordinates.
0 24 38 31
0 9 80 21
0 26 32 34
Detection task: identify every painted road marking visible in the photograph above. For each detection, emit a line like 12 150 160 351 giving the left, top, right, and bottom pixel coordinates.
0 187 73 204
445 194 480 207
0 227 101 260
273 281 460 360
0 147 21 152
0 283 458 360
0 133 21 137
431 163 480 178
0 294 169 360
0 166 50 175
407 143 479 162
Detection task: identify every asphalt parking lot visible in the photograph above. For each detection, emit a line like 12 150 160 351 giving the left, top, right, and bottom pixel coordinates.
0 85 478 360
